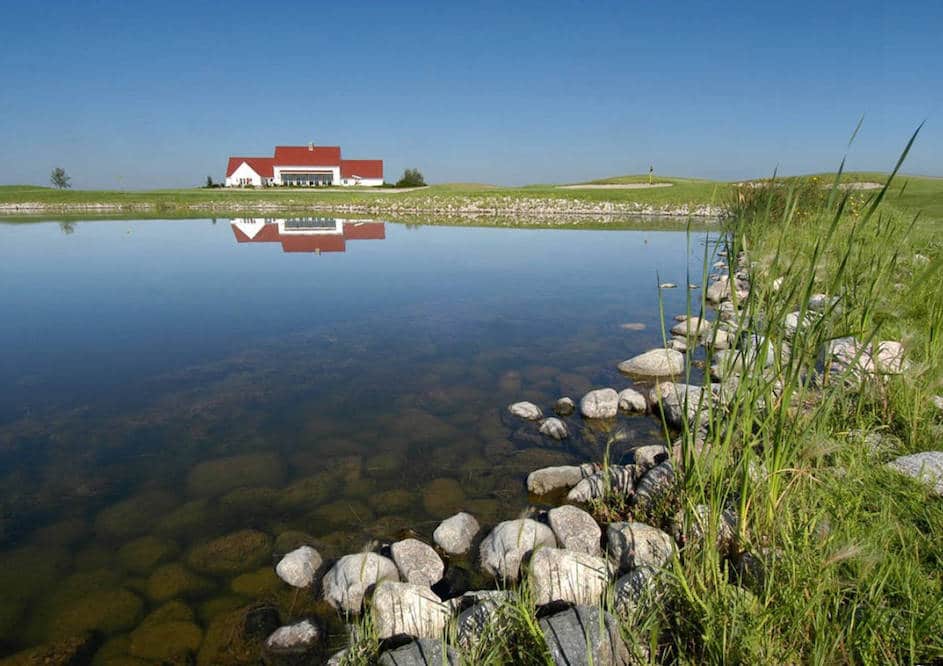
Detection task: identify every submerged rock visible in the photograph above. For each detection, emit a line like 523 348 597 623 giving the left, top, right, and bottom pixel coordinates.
887 452 943 495
530 548 610 607
117 535 179 574
378 639 461 665
50 587 144 639
527 464 598 496
508 401 543 420
579 388 619 419
187 529 272 576
275 546 322 589
539 417 569 440
391 538 444 587
547 504 602 556
263 619 323 664
539 605 630 666
553 397 576 416
479 519 555 582
186 452 285 498
433 512 480 555
129 619 204 661
372 581 451 640
146 562 212 602
422 478 466 516
617 349 684 377
606 522 675 573
322 553 399 613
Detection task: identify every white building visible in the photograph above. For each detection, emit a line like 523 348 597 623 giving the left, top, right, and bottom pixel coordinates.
225 144 383 187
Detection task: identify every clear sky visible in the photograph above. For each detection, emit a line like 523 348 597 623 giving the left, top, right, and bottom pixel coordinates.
1 0 941 188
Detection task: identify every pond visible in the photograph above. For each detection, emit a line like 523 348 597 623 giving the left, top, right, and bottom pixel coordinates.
0 216 717 659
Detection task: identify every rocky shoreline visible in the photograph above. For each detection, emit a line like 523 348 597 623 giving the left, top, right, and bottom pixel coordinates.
0 198 725 221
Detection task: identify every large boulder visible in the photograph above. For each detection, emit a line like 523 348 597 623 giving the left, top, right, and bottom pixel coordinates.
539 605 631 666
579 389 619 419
887 452 943 495
547 505 601 556
378 639 461 665
433 512 480 555
321 553 399 613
633 461 675 509
649 382 713 431
275 546 322 589
530 548 609 607
371 582 451 640
527 464 598 495
617 349 684 378
479 519 555 582
606 522 675 573
390 539 444 587
508 402 543 420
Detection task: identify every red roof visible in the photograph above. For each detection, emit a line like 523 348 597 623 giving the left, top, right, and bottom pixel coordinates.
273 145 342 167
341 159 384 180
226 157 274 178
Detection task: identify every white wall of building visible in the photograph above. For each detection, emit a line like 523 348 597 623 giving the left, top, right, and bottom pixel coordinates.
340 177 384 187
225 162 274 187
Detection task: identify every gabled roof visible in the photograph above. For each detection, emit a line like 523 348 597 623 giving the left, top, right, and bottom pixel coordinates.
340 159 384 180
274 145 342 166
226 157 274 178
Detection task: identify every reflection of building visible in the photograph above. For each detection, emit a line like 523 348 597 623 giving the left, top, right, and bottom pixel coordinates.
225 144 383 187
230 218 385 254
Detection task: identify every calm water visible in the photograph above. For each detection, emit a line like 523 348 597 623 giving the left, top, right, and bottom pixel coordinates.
0 217 715 659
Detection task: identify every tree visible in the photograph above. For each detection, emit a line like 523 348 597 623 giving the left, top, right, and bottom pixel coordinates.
50 167 71 189
396 168 426 188
205 175 214 188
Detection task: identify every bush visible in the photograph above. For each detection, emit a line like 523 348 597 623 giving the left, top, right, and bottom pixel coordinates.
395 168 426 188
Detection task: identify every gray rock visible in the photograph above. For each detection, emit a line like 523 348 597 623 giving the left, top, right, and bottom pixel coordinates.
539 417 569 440
933 395 943 412
617 348 684 377
659 282 677 289
617 388 647 413
325 649 347 666
554 397 576 416
371 581 451 640
785 311 817 338
631 445 669 472
566 465 636 503
508 401 542 420
539 605 631 666
530 547 610 607
649 382 714 431
613 565 660 618
479 519 555 582
378 639 461 666
263 619 323 663
527 464 598 495
456 596 506 648
433 512 480 555
682 504 738 553
275 545 322 589
887 452 943 495
390 539 444 587
547 505 602 556
668 337 688 352
606 522 674 573
579 388 619 419
670 316 711 338
633 461 675 509
322 552 399 613
706 279 730 303
875 341 907 374
824 336 874 375
808 293 840 312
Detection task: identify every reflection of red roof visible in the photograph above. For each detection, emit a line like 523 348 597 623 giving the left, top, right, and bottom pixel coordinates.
231 220 385 254
226 157 274 177
341 160 383 180
273 146 342 166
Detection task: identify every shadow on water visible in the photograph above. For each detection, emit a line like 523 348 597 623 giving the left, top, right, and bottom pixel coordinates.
0 216 715 659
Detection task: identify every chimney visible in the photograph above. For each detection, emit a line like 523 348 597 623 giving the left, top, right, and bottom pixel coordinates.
308 142 314 151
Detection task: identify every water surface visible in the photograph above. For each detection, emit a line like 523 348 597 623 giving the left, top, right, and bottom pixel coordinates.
0 217 714 658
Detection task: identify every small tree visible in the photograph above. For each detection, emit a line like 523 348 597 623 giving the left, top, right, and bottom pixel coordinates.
396 168 426 188
205 175 214 188
50 167 71 189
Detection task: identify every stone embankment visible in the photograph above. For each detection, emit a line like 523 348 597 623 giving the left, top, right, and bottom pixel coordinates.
0 197 726 221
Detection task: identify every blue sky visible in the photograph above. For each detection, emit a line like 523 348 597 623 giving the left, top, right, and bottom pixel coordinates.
1 1 941 188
